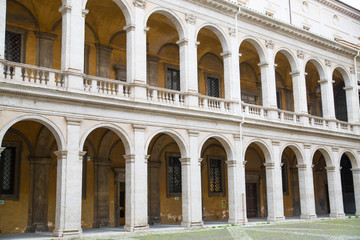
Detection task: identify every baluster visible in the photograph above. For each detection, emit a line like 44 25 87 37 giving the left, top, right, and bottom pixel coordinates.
29 70 34 83
293 114 297 123
114 83 119 96
260 108 264 117
280 112 285 121
174 93 179 105
245 105 249 115
152 89 157 102
89 79 96 92
34 70 39 84
203 98 208 109
23 69 29 82
0 62 4 79
5 64 10 79
323 120 326 128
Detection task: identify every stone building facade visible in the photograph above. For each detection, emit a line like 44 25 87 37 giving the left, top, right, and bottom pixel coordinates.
0 0 359 238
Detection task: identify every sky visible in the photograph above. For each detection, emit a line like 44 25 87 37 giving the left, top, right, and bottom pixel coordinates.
340 0 360 10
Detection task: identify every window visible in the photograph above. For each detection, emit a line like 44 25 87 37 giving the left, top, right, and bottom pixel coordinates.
281 159 289 195
166 153 181 197
207 77 220 98
167 68 180 91
303 25 310 31
5 27 27 63
208 156 225 197
0 142 21 200
265 11 274 17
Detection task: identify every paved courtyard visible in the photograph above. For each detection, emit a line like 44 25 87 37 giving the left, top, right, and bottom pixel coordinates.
87 218 360 240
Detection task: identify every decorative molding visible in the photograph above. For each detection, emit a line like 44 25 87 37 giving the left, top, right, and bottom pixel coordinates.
198 158 203 166
263 162 275 169
82 9 89 17
123 24 135 32
332 147 339 152
229 28 236 37
233 134 241 141
185 13 196 25
58 5 71 15
133 0 147 9
180 158 191 165
325 166 336 171
188 130 199 137
132 124 146 131
350 67 355 74
351 168 360 174
220 51 232 58
315 0 360 21
66 117 82 126
304 144 311 149
325 59 331 67
265 40 274 49
297 50 304 59
123 154 135 163
226 160 237 167
272 140 280 146
177 39 189 47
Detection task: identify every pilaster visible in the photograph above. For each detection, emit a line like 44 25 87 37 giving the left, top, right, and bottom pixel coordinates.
271 141 285 221
326 159 345 218
352 168 360 216
321 60 336 120
297 163 317 219
0 0 6 60
35 31 57 68
180 130 203 228
124 125 149 232
53 118 84 237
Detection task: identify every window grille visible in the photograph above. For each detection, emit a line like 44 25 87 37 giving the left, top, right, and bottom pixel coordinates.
207 77 220 98
209 159 222 193
0 147 16 194
5 31 22 63
168 156 181 194
167 68 180 91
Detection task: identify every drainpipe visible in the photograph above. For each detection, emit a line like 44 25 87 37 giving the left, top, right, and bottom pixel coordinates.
354 51 359 85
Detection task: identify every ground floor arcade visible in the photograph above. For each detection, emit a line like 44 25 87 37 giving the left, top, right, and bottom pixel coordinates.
0 112 359 237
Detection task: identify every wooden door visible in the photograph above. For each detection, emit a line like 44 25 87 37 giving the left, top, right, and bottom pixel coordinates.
246 183 257 218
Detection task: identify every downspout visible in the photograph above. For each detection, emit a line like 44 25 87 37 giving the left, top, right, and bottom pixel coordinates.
354 51 359 85
234 4 247 225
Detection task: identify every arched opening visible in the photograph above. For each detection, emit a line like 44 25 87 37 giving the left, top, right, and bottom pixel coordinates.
85 0 127 80
281 147 301 217
5 0 62 69
239 40 262 105
146 13 180 90
313 150 330 216
147 133 183 225
81 127 127 228
200 138 228 222
0 121 59 234
340 154 355 214
275 52 294 111
197 27 225 98
244 143 268 219
305 61 322 117
333 69 348 122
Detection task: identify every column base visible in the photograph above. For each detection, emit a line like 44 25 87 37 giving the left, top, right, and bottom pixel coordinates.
267 216 285 222
181 221 204 229
356 212 360 216
124 224 149 232
228 218 248 225
53 228 82 238
300 214 317 220
330 212 346 219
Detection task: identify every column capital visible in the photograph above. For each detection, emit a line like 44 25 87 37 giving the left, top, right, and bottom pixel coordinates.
185 13 196 25
133 0 147 9
54 150 67 159
272 140 280 146
290 71 300 77
145 154 150 163
296 164 307 169
351 168 360 174
59 5 71 15
123 154 135 163
176 39 189 47
344 86 354 91
318 79 328 84
124 24 135 32
198 158 203 166
144 26 150 33
257 62 269 68
243 160 247 166
82 9 89 17
188 130 199 137
35 31 57 41
304 144 311 149
233 134 241 141
132 124 146 131
226 160 237 167
0 147 5 154
66 117 82 126
263 162 275 169
332 147 339 152
29 157 52 165
220 51 232 58
180 158 191 165
325 166 336 172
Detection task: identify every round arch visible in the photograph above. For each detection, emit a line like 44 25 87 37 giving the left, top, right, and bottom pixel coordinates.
239 36 267 63
195 23 230 52
80 123 133 155
145 129 188 158
332 66 352 87
274 48 299 72
339 150 359 169
144 7 186 40
198 134 234 160
0 114 65 151
311 147 334 167
279 143 305 165
243 139 272 163
305 57 326 80
82 0 133 25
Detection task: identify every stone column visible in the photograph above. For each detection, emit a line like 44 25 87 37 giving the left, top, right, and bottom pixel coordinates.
59 2 88 90
297 162 317 219
326 149 345 218
352 168 360 216
228 134 246 224
35 31 57 68
322 60 337 128
53 118 84 237
96 44 113 78
124 125 149 232
259 40 278 119
264 161 284 221
180 131 203 228
271 141 285 221
0 0 6 60
93 158 111 228
178 13 198 107
344 84 359 124
27 157 52 232
125 0 147 100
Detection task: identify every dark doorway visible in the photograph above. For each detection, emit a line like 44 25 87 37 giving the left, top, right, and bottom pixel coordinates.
246 183 257 218
341 155 355 214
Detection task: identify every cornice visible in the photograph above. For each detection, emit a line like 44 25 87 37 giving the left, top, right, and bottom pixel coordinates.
183 0 238 15
316 0 360 21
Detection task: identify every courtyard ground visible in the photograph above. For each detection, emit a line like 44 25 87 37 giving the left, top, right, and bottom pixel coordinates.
83 217 360 240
